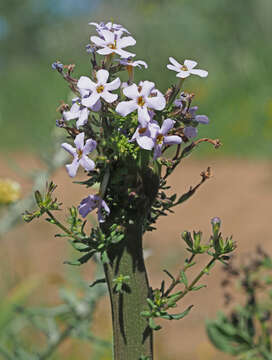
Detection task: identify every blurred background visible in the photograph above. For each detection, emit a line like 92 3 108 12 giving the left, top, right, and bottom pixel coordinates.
1 0 272 359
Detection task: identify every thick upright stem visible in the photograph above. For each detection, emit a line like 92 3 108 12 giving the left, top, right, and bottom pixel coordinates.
103 219 153 360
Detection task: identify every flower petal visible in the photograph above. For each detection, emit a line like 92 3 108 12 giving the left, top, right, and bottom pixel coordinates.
169 57 182 68
90 35 106 47
61 143 76 156
106 77 121 91
164 135 182 145
100 29 114 43
140 81 155 96
63 108 79 121
117 36 136 48
116 100 138 116
97 47 114 55
137 135 155 150
82 92 100 108
77 76 96 91
138 105 150 124
176 71 190 78
83 138 97 154
184 59 197 70
153 144 162 160
96 69 109 84
123 83 139 99
78 196 95 218
76 107 89 128
146 91 166 111
101 91 117 103
134 60 148 69
160 118 175 135
66 159 79 178
80 155 95 172
195 115 209 124
183 126 197 139
74 132 85 150
115 48 136 58
78 76 96 91
167 64 179 72
91 99 102 112
190 69 208 78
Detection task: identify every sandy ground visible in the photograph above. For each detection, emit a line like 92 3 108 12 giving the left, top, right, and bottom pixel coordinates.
1 154 272 359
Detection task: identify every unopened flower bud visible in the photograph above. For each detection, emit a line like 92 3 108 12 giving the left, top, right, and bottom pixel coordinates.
51 61 63 72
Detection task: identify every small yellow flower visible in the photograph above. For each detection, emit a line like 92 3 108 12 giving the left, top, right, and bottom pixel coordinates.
0 178 21 204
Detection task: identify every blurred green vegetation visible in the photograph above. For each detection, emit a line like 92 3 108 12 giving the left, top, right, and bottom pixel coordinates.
1 0 272 157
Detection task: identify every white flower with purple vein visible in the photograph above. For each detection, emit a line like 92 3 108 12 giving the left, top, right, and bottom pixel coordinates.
91 30 136 58
132 119 182 159
77 69 120 108
61 133 96 177
116 81 166 124
167 57 208 78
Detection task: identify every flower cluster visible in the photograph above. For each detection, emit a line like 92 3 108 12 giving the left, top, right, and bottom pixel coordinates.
54 21 209 222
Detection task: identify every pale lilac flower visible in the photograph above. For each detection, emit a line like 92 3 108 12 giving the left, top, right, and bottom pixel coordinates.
63 99 90 129
116 81 166 123
91 30 136 58
131 119 181 159
152 119 182 160
78 194 110 222
89 21 130 35
61 133 96 177
130 121 160 150
77 69 120 108
167 57 208 78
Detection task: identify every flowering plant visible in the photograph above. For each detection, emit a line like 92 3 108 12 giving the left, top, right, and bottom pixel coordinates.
24 21 235 359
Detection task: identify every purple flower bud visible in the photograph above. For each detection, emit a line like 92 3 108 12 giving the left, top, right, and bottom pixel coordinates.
85 44 95 54
211 217 221 225
51 61 63 72
56 118 65 128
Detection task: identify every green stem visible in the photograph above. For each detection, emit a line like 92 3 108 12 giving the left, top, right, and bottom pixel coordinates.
164 254 196 297
103 218 153 360
46 210 80 241
167 257 216 306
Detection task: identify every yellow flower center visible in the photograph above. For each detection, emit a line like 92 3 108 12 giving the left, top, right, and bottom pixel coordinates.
96 85 104 93
156 134 164 144
138 127 147 134
180 65 188 71
137 96 145 107
77 149 83 159
109 41 117 49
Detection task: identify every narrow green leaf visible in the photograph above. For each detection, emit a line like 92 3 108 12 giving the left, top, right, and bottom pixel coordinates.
167 305 194 320
148 317 162 331
191 285 207 291
180 271 188 287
